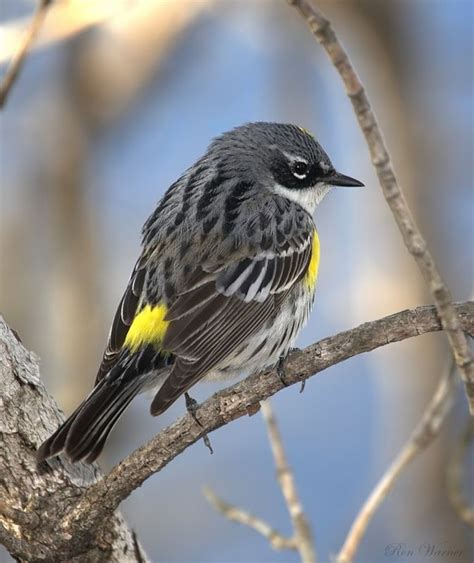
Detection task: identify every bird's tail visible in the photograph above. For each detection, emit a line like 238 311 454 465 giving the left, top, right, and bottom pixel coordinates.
36 372 145 465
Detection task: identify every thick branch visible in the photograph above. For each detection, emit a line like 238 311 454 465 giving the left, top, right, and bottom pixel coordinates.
59 302 474 546
0 317 149 562
0 0 52 108
337 360 457 562
287 0 474 413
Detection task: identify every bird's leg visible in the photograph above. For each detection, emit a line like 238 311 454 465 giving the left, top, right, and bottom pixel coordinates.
184 391 200 417
277 356 291 387
277 348 306 392
184 392 213 455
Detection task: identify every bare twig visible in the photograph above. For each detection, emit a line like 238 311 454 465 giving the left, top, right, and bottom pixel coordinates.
204 400 316 561
0 0 52 108
287 0 474 414
203 487 297 551
262 400 316 562
56 302 474 548
337 360 457 562
447 417 474 529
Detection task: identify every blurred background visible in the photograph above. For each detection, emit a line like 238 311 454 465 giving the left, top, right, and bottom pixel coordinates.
1 1 473 561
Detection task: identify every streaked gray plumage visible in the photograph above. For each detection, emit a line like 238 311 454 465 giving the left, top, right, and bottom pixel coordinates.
37 122 363 464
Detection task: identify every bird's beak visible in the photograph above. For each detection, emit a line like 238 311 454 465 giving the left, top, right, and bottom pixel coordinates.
324 171 364 187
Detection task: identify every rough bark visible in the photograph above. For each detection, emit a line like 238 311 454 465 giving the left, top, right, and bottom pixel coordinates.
0 318 148 562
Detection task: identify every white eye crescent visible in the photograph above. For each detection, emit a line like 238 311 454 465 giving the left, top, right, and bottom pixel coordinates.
291 160 309 180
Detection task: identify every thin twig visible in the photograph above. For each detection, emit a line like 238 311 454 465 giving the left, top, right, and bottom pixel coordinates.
261 400 316 563
447 417 474 529
0 0 52 108
204 400 316 563
204 401 316 561
203 487 297 551
287 0 474 414
57 302 474 550
337 360 457 563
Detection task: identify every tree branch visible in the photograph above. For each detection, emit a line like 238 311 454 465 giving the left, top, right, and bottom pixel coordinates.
337 359 457 562
0 0 52 108
204 400 316 561
203 487 297 551
2 303 473 559
57 302 474 549
447 417 474 529
0 317 149 562
287 0 474 414
261 400 316 562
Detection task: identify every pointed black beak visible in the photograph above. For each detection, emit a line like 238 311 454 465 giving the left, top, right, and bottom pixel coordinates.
324 171 364 187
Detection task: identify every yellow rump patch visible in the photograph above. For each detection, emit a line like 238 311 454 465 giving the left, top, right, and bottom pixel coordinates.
124 304 170 351
305 232 320 290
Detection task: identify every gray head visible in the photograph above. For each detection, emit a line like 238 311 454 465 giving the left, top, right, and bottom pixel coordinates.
207 122 363 213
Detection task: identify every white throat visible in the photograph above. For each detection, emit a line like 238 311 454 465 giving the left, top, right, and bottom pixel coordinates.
274 182 333 214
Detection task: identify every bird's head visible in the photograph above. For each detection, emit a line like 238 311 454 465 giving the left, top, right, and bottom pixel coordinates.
209 122 363 214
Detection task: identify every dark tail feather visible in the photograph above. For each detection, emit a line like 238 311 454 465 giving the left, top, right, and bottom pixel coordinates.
36 405 81 463
36 376 144 465
150 358 198 416
66 380 141 463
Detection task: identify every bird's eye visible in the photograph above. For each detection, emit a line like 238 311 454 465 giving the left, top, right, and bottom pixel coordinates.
291 160 309 180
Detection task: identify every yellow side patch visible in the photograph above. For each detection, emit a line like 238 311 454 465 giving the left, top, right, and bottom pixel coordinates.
124 304 170 351
305 232 320 290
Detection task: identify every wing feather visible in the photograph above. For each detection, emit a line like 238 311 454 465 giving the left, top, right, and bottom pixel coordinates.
165 278 217 322
152 293 279 415
150 228 314 415
96 256 147 383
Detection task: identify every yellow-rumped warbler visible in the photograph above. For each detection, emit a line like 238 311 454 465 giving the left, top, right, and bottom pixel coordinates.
37 122 363 464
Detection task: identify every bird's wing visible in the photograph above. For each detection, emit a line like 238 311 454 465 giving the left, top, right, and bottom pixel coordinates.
150 226 316 415
95 255 148 384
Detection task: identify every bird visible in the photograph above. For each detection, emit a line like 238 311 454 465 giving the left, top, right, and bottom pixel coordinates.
36 122 363 465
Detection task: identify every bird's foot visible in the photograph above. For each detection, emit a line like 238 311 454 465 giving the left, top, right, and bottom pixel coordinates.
277 348 306 392
185 392 213 455
277 355 290 387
